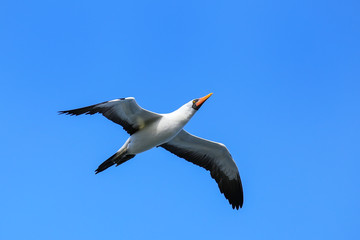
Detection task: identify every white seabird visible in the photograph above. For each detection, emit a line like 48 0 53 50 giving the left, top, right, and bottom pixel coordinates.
59 93 244 209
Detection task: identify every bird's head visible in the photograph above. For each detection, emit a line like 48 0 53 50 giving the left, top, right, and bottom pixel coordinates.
191 93 213 110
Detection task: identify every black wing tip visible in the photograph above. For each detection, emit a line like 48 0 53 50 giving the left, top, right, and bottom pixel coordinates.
231 199 243 210
231 197 243 209
58 110 80 116
217 174 243 210
229 197 243 210
232 180 244 210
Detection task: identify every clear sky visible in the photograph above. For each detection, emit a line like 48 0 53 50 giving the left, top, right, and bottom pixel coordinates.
1 0 359 239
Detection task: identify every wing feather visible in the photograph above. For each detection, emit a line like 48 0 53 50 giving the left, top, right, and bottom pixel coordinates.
59 97 161 135
160 130 243 209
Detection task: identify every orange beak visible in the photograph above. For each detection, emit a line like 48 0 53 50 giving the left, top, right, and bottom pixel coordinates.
196 93 213 107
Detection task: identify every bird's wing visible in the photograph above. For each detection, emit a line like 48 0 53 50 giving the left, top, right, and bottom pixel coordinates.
160 130 243 209
59 97 161 135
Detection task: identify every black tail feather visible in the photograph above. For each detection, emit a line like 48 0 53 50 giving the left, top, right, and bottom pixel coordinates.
95 152 135 174
95 152 118 174
115 154 136 167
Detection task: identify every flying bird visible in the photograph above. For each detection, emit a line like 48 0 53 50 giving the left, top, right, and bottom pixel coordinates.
59 93 243 209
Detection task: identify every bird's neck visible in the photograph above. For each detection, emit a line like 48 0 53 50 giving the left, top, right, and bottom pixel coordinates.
168 103 196 125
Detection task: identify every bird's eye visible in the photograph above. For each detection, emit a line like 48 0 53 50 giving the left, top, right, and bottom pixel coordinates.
192 100 196 103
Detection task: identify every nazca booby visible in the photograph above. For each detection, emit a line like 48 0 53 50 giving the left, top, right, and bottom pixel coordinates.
59 93 243 209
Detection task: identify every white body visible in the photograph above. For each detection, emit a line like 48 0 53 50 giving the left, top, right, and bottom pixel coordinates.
127 101 196 154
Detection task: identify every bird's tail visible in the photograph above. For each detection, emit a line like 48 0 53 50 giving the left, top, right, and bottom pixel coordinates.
95 146 135 174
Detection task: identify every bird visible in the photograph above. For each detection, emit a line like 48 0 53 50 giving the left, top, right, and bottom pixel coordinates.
59 93 243 209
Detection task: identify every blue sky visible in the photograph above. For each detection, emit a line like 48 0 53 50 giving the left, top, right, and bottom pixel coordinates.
1 0 359 239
